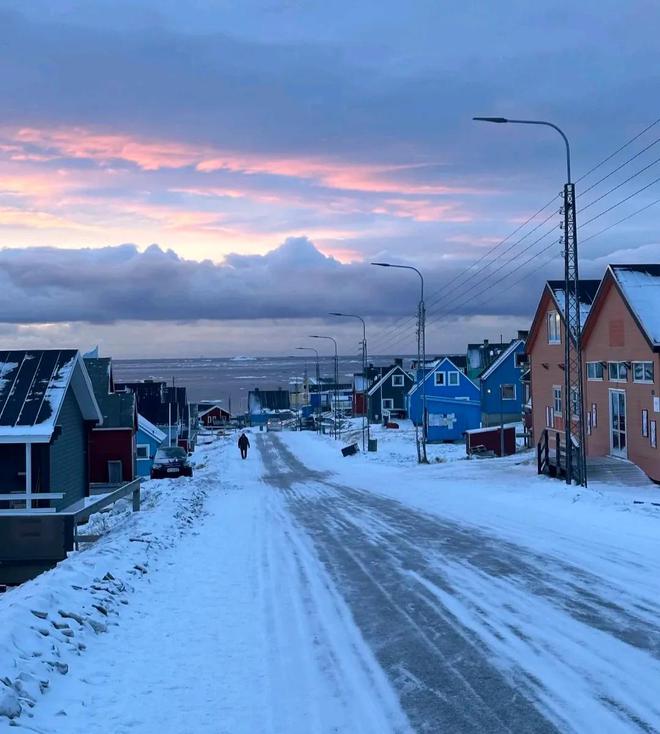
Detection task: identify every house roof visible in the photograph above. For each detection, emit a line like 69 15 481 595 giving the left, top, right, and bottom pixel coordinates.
85 357 136 429
479 339 524 381
610 264 660 348
198 404 231 418
547 279 601 328
367 365 411 396
408 356 480 397
138 414 166 444
0 350 102 442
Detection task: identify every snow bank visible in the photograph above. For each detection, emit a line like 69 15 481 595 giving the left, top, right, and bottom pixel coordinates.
0 438 221 723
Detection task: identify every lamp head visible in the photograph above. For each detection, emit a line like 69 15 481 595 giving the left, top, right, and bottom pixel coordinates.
370 262 391 267
328 312 343 317
473 116 508 123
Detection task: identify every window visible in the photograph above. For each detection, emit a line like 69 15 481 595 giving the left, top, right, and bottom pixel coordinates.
382 398 394 411
586 362 604 381
570 387 580 417
447 371 459 386
553 386 562 416
434 371 445 386
632 361 654 383
608 362 628 382
136 444 150 459
392 374 404 387
547 311 561 344
501 384 516 400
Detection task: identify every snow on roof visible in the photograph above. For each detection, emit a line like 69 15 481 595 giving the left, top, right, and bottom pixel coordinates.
611 264 660 346
138 413 167 444
479 340 524 381
548 280 600 329
367 364 410 396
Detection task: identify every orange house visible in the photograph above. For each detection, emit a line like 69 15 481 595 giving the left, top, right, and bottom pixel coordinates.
581 265 660 482
525 278 600 453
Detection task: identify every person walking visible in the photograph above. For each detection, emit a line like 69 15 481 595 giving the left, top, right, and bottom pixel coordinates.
238 432 250 460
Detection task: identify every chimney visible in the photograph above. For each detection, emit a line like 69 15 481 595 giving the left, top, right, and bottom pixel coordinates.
394 357 403 367
483 339 489 347
517 329 529 341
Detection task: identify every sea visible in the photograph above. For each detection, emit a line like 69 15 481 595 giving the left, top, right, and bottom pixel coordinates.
113 355 398 414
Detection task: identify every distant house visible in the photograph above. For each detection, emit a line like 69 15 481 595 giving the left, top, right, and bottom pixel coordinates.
466 341 509 380
136 414 166 477
0 350 102 512
580 264 660 482
198 404 231 427
366 361 414 423
479 339 526 426
408 357 481 442
526 278 601 448
85 357 137 485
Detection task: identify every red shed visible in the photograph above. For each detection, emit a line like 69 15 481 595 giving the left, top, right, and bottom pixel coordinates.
465 425 516 457
199 404 231 427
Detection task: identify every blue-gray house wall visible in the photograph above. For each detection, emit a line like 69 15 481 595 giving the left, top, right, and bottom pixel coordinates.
50 387 89 510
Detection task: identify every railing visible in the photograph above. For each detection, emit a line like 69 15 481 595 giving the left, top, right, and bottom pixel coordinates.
0 492 65 515
537 428 583 483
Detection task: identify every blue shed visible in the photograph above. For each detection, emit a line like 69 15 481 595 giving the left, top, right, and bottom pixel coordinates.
136 414 167 477
408 357 481 442
479 339 525 426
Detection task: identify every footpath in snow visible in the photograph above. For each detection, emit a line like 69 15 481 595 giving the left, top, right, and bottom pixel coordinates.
1 426 659 733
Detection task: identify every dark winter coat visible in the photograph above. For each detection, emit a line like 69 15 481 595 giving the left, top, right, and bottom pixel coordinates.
238 434 250 450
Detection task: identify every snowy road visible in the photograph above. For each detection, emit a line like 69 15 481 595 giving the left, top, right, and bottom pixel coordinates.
20 431 660 734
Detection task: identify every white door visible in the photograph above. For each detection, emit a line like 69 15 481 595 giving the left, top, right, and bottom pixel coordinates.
609 389 627 458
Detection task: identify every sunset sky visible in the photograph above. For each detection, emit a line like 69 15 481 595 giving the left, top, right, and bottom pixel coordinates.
1 1 659 357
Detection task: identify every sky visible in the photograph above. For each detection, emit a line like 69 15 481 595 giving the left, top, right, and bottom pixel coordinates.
0 0 659 357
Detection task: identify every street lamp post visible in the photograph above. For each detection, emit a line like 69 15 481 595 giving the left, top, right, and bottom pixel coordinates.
473 116 586 486
371 262 428 463
296 346 321 433
309 335 340 440
329 312 369 451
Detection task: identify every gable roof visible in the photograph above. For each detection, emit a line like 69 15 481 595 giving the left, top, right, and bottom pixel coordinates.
0 350 102 442
85 357 136 429
367 364 412 396
610 264 660 349
408 356 480 398
198 404 231 418
479 339 524 381
526 278 601 353
138 413 167 444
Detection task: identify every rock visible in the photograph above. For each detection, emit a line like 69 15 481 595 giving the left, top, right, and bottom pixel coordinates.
87 619 107 634
0 687 21 719
103 572 115 581
92 604 108 617
30 610 48 620
58 610 84 625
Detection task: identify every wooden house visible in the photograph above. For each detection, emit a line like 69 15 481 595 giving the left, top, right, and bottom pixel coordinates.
479 339 526 426
408 357 480 442
0 350 102 513
366 361 414 423
136 414 166 477
198 404 231 427
85 357 137 485
580 265 660 482
526 279 600 450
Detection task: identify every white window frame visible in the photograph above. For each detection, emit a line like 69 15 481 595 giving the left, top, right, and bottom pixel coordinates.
391 374 404 387
136 444 150 459
382 398 394 411
547 311 561 345
586 362 604 381
447 371 459 386
632 361 654 384
553 385 562 417
608 361 628 382
501 384 516 400
434 371 445 386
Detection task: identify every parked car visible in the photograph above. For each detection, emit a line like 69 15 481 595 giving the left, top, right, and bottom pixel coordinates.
150 446 193 479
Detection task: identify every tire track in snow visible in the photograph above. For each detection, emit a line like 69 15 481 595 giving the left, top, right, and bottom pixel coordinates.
260 434 660 733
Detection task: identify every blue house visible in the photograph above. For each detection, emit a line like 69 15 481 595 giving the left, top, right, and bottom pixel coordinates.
136 414 167 477
479 339 525 426
408 357 481 442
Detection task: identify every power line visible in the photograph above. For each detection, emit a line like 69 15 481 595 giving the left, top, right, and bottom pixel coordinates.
580 195 660 245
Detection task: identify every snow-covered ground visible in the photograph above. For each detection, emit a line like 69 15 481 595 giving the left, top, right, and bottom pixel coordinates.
1 427 659 733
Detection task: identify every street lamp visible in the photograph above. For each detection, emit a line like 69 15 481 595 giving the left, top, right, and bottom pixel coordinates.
309 335 340 440
473 116 586 486
329 312 369 451
371 262 428 463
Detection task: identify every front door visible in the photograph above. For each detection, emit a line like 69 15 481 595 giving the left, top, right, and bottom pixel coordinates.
107 460 123 483
609 389 627 458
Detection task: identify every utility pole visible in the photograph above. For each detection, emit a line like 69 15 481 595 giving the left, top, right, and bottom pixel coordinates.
309 335 340 440
473 116 587 486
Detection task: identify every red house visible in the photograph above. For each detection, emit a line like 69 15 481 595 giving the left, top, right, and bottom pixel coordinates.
85 357 137 484
198 404 231 428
